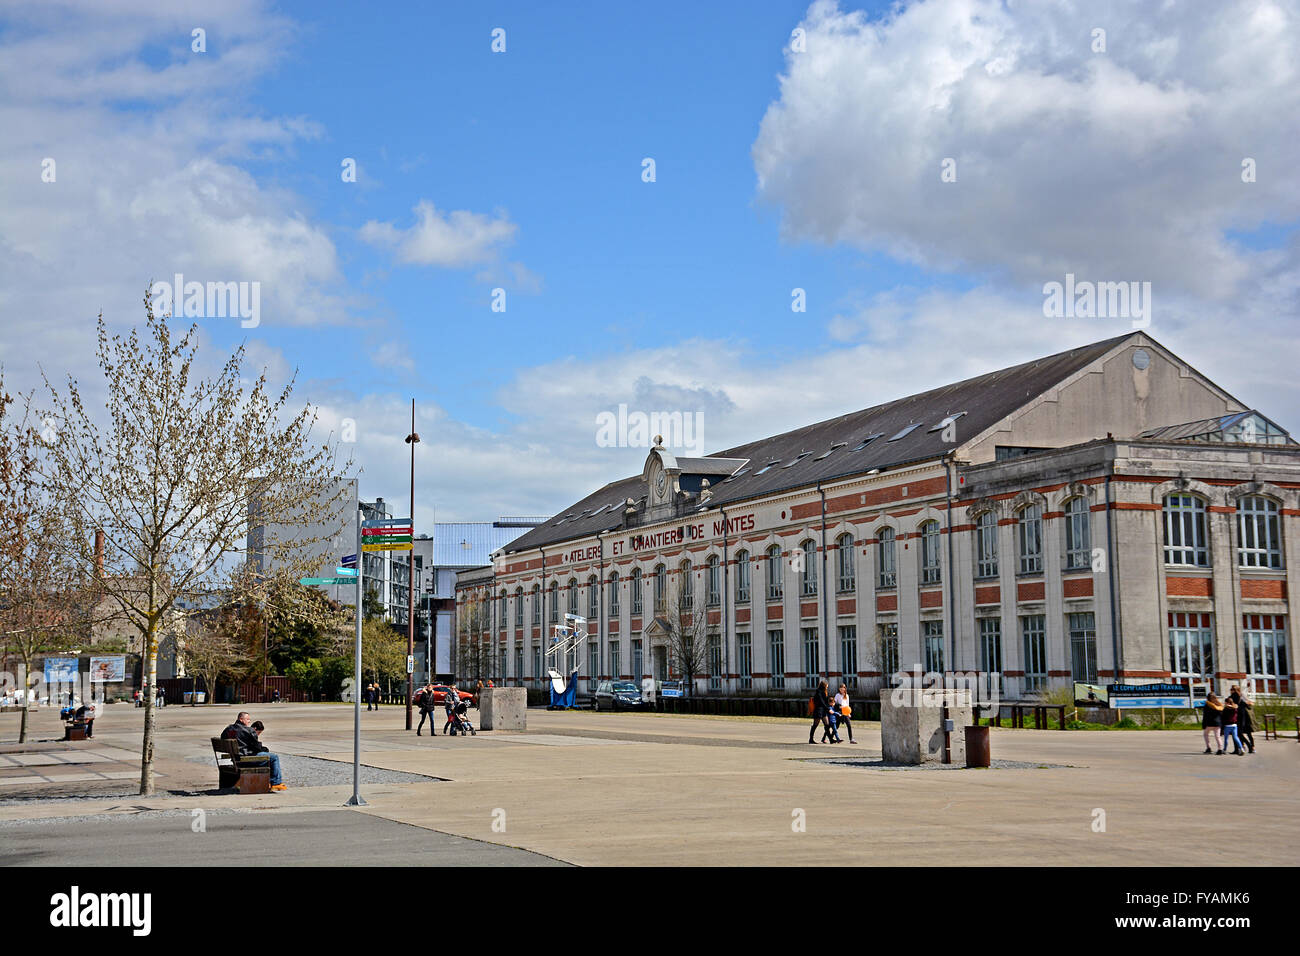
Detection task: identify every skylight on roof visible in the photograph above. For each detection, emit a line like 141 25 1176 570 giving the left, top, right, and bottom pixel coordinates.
928 412 967 432
814 441 848 461
853 433 883 451
754 460 780 475
590 504 608 516
887 423 922 442
782 452 811 468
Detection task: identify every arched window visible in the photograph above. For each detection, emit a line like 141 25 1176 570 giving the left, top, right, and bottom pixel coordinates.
653 564 667 613
548 580 559 623
1163 494 1209 567
919 520 941 584
836 533 855 592
567 577 578 615
974 511 998 578
1238 496 1282 569
800 539 818 595
735 549 751 603
1064 497 1091 570
587 575 598 619
877 528 896 588
514 587 523 627
1018 504 1043 574
766 545 784 600
631 568 643 615
707 555 721 606
681 560 694 606
608 571 620 617
531 584 541 625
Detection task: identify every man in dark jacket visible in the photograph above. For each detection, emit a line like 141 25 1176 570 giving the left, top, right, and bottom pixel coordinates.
415 683 436 736
221 712 285 789
1229 686 1256 753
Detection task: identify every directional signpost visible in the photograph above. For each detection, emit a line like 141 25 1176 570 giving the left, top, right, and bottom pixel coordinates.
362 517 413 552
300 576 359 587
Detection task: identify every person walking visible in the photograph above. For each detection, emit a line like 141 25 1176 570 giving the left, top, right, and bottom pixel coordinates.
443 684 461 735
1220 694 1244 755
809 680 837 744
834 684 857 744
1229 686 1255 754
416 682 436 736
1202 693 1224 753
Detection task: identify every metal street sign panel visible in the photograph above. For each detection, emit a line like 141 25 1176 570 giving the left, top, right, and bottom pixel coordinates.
362 541 412 552
362 518 412 528
300 576 360 586
335 567 358 576
1108 683 1192 709
406 655 414 675
341 553 358 567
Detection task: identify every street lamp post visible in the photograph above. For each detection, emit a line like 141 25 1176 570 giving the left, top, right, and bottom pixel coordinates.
404 399 420 731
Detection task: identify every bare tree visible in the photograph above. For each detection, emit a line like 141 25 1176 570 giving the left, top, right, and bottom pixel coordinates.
180 607 248 706
663 580 711 692
40 293 350 794
456 596 493 683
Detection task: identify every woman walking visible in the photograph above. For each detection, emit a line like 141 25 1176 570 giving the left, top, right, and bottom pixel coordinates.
809 680 838 744
1202 694 1223 753
1229 686 1255 754
834 684 857 744
1220 694 1244 755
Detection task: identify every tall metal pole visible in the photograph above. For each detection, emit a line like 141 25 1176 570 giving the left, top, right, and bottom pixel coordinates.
346 482 366 807
404 400 420 730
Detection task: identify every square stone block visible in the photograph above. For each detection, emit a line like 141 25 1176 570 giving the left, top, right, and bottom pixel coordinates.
879 688 973 765
480 687 527 731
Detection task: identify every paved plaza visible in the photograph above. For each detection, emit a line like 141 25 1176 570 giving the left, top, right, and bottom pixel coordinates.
1 702 1296 866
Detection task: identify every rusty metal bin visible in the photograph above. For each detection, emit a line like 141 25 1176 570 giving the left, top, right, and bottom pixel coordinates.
965 724 991 768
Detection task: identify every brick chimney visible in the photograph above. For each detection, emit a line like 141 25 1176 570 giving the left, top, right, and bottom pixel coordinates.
94 529 104 579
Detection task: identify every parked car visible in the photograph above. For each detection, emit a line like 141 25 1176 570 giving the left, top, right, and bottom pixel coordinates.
417 685 476 708
595 680 648 711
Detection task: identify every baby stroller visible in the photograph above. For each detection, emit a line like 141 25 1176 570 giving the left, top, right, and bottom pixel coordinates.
449 698 477 736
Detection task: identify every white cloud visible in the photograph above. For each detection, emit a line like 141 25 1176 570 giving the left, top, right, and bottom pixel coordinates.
360 200 518 269
753 0 1300 300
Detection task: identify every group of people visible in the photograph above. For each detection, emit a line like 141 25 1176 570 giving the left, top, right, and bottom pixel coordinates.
364 683 381 710
808 680 857 745
1200 686 1256 755
221 711 285 790
414 681 477 736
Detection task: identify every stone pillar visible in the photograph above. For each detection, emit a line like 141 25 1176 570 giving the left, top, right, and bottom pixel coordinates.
879 687 973 765
479 686 526 731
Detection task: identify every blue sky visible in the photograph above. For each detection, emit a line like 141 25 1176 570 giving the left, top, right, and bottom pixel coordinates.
1 0 1297 525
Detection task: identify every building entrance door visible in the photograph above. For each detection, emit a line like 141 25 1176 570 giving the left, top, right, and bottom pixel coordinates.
654 645 668 682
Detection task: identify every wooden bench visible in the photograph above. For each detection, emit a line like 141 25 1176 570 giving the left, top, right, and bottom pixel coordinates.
211 737 272 794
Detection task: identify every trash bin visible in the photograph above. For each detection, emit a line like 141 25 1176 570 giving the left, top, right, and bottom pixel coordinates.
965 724 991 767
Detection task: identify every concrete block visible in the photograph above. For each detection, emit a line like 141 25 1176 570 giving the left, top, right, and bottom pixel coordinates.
879 689 973 765
480 687 526 731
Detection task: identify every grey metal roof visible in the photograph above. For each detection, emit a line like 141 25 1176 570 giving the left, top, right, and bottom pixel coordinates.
430 523 526 566
1137 410 1293 444
502 333 1139 555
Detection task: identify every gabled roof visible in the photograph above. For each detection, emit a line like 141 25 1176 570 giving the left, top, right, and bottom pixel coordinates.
501 333 1139 555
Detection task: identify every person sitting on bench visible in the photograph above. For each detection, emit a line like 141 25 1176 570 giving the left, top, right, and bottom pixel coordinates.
73 701 96 738
221 711 285 791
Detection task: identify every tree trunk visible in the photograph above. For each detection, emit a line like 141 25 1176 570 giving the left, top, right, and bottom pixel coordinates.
140 614 158 796
18 659 30 744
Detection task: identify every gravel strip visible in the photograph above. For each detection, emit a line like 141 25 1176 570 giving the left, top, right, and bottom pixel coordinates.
182 753 441 786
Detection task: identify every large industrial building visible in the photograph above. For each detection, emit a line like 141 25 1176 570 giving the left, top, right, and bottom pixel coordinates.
456 333 1298 701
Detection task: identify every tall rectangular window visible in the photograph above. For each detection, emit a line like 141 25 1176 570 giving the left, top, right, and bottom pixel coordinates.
1021 615 1047 692
587 579 598 619
837 535 856 592
632 571 643 615
1238 497 1282 569
800 542 818 596
878 530 897 588
979 617 1002 697
654 565 666 613
767 547 784 600
879 623 899 684
608 575 620 617
531 587 540 625
1064 497 1092 571
737 632 752 690
1068 611 1097 684
801 627 820 689
975 512 998 578
920 521 941 585
1164 495 1209 566
631 639 643 679
707 558 721 607
838 625 858 689
532 645 542 684
1242 614 1289 695
1168 612 1213 682
923 620 944 673
708 634 722 690
768 630 785 690
588 641 599 681
609 640 621 679
1018 505 1043 574
736 552 751 603
515 645 523 683
514 592 523 627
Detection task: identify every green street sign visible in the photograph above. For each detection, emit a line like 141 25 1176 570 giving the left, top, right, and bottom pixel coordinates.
300 576 359 586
